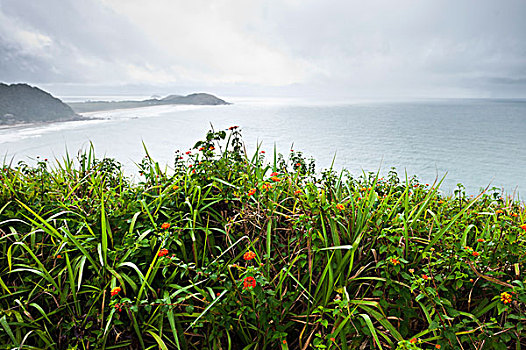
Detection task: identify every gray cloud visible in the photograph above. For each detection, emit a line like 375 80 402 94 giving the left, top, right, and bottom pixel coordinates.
0 0 525 98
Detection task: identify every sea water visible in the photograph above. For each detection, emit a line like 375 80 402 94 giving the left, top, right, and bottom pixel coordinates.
1 98 525 195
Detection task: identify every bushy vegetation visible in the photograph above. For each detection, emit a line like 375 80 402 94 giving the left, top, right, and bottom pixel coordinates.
1 128 525 349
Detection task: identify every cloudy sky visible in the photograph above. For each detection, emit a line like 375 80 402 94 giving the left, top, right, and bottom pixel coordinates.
1 0 525 99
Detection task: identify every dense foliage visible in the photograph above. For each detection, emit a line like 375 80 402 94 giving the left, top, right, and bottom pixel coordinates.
1 128 525 349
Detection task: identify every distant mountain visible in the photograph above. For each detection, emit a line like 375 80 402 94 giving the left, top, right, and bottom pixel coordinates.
69 93 230 113
0 83 81 125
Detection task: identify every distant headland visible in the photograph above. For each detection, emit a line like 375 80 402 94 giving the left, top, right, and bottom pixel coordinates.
0 83 82 126
68 93 230 113
0 82 230 126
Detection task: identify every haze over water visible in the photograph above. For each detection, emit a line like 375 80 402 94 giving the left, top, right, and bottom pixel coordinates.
1 98 525 195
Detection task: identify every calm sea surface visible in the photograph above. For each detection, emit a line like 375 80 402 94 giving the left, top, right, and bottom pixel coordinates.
1 98 525 195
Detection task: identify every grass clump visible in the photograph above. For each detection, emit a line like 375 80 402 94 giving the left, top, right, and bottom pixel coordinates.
0 127 525 349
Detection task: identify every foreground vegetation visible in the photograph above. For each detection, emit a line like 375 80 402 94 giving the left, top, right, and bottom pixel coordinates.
1 128 525 349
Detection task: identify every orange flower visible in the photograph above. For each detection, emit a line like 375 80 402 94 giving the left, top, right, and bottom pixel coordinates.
336 203 345 211
389 257 400 265
271 176 281 182
520 224 526 231
56 254 62 259
248 188 256 196
500 292 512 304
511 213 518 217
161 223 170 230
410 338 417 344
111 287 121 297
209 146 215 150
472 251 479 257
422 274 430 280
270 172 278 176
283 340 287 344
262 183 272 191
199 147 204 151
294 190 302 195
243 251 256 261
435 345 441 349
296 163 301 167
495 209 503 214
243 276 256 289
477 238 484 242
173 185 179 190
158 248 169 257
330 337 335 342
185 151 191 155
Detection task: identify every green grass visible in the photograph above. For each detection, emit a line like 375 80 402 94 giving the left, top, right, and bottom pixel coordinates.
0 127 525 349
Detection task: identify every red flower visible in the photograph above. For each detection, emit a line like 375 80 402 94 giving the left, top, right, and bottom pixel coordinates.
243 276 256 289
209 146 215 150
477 238 484 242
330 337 335 342
520 224 526 231
270 172 278 176
336 203 345 211
161 223 170 229
111 287 121 297
296 163 301 167
410 338 417 344
472 251 479 257
294 190 302 195
158 248 169 257
199 147 204 151
260 151 265 154
271 176 280 182
422 274 429 280
243 251 256 261
185 151 191 155
248 188 256 196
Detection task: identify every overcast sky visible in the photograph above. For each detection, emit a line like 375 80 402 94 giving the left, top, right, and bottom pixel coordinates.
1 0 525 99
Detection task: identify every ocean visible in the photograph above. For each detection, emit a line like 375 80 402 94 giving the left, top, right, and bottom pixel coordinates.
1 98 525 195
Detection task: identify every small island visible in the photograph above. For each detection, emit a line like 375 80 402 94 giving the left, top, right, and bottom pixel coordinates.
68 93 230 113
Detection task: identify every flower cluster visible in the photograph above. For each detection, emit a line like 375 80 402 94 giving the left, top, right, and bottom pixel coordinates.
247 188 256 196
389 257 400 265
500 292 512 304
243 251 256 261
336 203 345 211
111 287 121 297
262 183 272 191
243 276 256 289
158 248 169 257
161 222 170 230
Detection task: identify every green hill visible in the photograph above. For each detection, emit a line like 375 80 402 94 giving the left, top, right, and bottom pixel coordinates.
0 83 81 125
